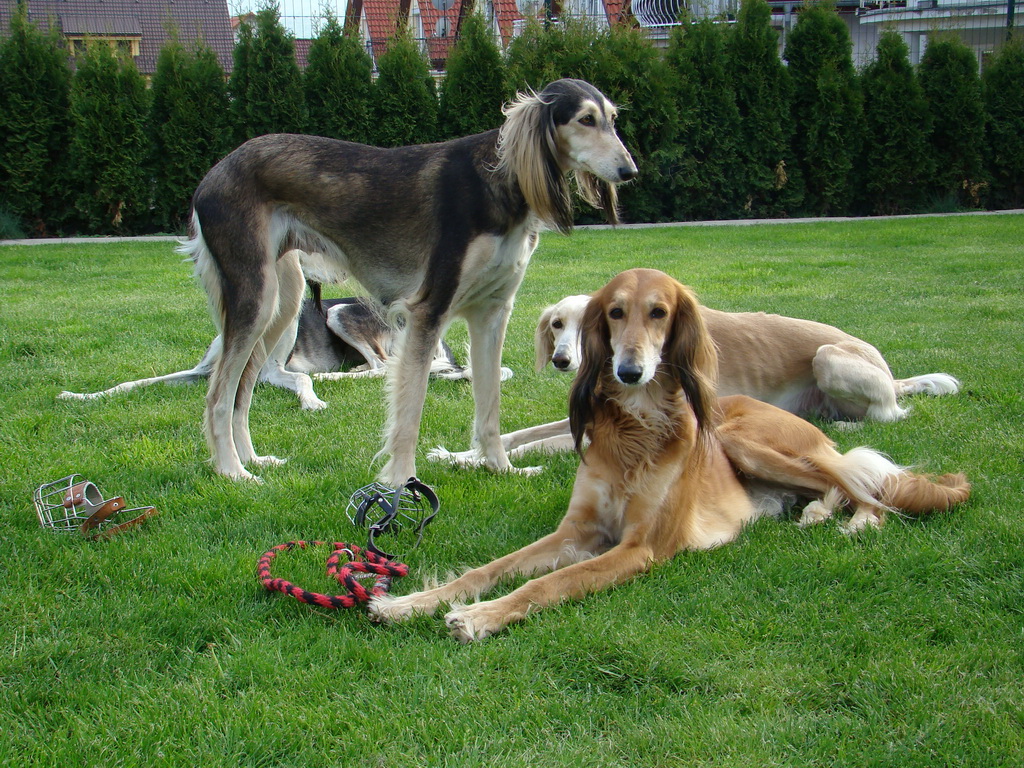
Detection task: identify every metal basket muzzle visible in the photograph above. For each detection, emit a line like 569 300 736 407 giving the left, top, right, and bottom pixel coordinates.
33 474 157 540
345 477 439 558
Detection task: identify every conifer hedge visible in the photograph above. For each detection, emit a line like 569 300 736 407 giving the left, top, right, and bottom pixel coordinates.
860 29 933 215
370 29 438 147
664 18 746 221
1 0 1022 236
727 0 795 217
784 3 862 216
438 12 508 139
919 34 988 208
68 42 150 233
149 39 230 232
982 37 1024 209
0 2 71 236
304 14 374 143
230 5 306 143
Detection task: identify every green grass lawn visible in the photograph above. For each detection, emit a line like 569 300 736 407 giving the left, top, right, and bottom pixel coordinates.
1 214 1022 766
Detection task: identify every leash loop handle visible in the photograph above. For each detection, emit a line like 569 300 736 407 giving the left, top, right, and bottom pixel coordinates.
257 540 409 610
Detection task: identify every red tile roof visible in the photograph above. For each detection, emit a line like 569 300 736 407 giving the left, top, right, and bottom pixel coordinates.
362 0 405 60
487 0 522 47
417 0 461 67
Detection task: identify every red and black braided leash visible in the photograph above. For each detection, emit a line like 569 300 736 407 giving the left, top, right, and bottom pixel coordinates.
258 540 409 609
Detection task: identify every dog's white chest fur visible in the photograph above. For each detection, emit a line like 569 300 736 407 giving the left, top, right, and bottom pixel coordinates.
450 222 540 312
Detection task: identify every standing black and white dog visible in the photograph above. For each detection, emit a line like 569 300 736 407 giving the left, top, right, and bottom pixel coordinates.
58 290 485 410
182 79 636 483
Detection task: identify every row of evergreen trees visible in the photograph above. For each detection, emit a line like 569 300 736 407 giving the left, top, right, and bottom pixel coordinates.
0 0 1022 237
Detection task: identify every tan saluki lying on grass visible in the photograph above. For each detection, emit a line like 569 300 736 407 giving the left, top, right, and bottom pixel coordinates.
430 284 960 469
373 269 970 642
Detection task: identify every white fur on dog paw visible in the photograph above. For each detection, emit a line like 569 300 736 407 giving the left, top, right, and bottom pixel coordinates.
445 605 494 644
840 511 882 535
222 467 263 483
368 592 439 623
426 448 543 476
300 398 329 411
427 446 481 467
509 465 544 477
249 455 287 468
444 601 514 643
798 500 834 527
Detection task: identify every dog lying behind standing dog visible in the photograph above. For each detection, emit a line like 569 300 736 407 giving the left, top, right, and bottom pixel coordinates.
430 283 960 468
372 269 970 642
58 292 497 410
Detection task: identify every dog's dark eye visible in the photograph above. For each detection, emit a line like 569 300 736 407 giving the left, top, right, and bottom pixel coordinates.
650 307 667 319
579 114 596 127
552 320 563 329
609 308 624 320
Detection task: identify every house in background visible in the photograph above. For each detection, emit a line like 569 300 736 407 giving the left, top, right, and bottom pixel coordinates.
5 0 1010 77
0 0 236 75
348 0 504 70
766 0 1014 67
345 0 629 71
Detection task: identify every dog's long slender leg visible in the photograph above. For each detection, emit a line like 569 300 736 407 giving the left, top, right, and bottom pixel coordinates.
445 536 655 643
232 252 307 466
379 307 444 486
260 317 327 411
206 305 275 481
226 273 287 469
57 334 219 400
205 332 255 480
464 302 515 473
370 475 612 625
369 517 604 623
812 341 907 422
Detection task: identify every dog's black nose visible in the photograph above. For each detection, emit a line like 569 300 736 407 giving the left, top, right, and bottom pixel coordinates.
552 354 571 370
617 364 643 385
618 166 638 182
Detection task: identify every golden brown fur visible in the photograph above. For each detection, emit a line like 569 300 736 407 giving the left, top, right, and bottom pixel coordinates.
371 269 970 642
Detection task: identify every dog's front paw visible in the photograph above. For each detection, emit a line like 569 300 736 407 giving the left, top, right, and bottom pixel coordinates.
249 455 287 468
369 592 442 623
509 465 544 477
444 601 511 643
840 509 884 535
300 397 329 411
798 500 834 527
221 468 263 483
427 446 482 467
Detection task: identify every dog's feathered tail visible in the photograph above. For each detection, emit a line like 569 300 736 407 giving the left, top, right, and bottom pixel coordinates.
808 446 970 516
807 446 903 511
880 471 971 515
893 373 960 397
178 210 225 333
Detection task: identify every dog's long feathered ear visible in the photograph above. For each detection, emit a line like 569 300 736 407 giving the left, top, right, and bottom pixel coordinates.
575 170 621 226
496 89 575 234
308 280 325 316
568 294 610 455
534 306 556 372
664 284 719 435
